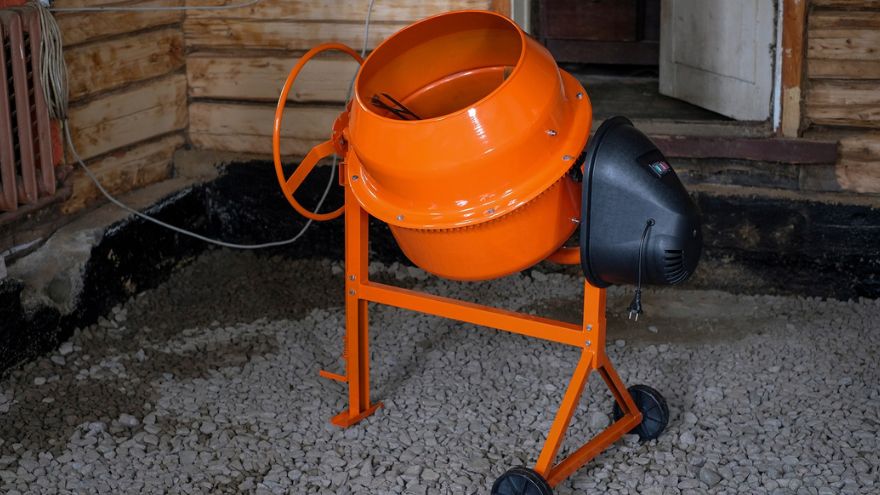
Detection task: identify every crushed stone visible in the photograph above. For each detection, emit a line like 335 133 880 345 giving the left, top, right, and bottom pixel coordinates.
0 250 877 494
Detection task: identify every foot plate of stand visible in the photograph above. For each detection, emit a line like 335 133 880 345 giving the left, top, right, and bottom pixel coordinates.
330 402 383 428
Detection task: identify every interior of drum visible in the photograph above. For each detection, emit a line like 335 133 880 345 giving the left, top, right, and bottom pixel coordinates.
355 12 523 121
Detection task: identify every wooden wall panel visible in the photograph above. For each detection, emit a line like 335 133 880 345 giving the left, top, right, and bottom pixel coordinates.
183 19 404 51
811 0 880 10
185 0 491 21
837 133 880 193
187 53 357 102
809 60 880 80
56 0 184 47
184 0 495 157
806 80 880 128
63 134 186 214
65 28 185 100
53 1 189 213
68 74 188 161
805 3 880 195
189 102 338 156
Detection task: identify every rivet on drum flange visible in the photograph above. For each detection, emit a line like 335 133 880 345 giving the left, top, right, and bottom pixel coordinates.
546 129 558 137
351 175 359 181
585 340 592 347
576 92 584 99
397 214 405 221
563 155 573 161
485 208 495 215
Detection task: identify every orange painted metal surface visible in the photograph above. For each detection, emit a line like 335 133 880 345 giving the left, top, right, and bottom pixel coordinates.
347 10 591 280
273 42 362 222
271 11 591 280
272 10 640 488
330 197 642 488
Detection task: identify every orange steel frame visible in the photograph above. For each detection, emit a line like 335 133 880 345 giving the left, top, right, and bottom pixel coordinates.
321 183 644 487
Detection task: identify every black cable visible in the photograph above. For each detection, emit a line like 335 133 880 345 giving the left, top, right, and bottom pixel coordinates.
628 219 655 321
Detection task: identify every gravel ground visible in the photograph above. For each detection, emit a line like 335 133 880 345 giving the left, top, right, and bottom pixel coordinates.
0 250 878 494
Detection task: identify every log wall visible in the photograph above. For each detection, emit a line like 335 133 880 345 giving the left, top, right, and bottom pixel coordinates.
183 0 492 156
806 0 880 193
56 0 188 213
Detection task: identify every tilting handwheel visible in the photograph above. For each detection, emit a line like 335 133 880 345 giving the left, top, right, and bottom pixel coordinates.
491 466 554 495
612 384 670 441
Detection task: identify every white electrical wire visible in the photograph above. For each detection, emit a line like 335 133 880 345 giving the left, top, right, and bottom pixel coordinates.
31 2 68 120
34 0 376 249
51 0 261 13
62 123 329 249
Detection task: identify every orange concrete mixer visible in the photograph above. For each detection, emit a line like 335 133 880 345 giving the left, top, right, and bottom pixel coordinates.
273 10 701 494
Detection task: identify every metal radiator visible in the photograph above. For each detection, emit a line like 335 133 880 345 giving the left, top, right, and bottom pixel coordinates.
0 7 55 213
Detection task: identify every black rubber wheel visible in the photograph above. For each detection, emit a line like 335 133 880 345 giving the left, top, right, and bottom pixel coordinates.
491 466 553 495
611 384 670 441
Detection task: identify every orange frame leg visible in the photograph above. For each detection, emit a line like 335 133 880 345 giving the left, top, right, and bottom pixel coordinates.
329 184 382 427
323 193 643 487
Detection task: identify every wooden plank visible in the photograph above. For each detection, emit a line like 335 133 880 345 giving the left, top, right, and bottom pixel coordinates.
809 59 880 79
837 133 880 193
66 28 185 101
56 0 183 47
183 19 404 51
185 0 491 21
68 74 188 160
781 0 807 137
188 102 339 155
653 136 838 164
187 52 358 102
490 0 511 16
806 80 880 127
809 11 880 29
811 0 880 10
808 29 880 61
62 133 185 213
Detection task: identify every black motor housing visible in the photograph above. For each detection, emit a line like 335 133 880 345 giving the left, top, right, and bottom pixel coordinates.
580 117 702 287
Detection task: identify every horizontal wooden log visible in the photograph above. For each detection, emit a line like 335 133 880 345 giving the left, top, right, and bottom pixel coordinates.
654 136 839 164
189 102 340 156
63 133 186 213
66 28 185 101
187 52 358 102
811 0 880 10
809 11 880 29
806 80 880 128
68 74 188 160
834 132 880 193
839 131 880 162
809 59 880 79
184 0 491 21
808 28 880 62
183 19 404 51
56 0 183 47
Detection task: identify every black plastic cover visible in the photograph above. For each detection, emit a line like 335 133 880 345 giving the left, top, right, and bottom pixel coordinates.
580 117 702 287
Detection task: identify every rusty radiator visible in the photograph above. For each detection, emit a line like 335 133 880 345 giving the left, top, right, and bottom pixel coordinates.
0 7 55 213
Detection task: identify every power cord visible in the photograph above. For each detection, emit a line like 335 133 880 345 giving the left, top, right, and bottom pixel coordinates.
51 0 262 13
627 218 655 321
32 0 376 249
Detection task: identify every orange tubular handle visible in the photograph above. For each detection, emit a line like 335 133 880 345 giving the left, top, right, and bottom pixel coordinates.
273 43 364 221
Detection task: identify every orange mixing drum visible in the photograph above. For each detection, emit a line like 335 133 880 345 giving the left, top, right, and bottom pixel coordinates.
275 10 592 281
347 11 591 280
